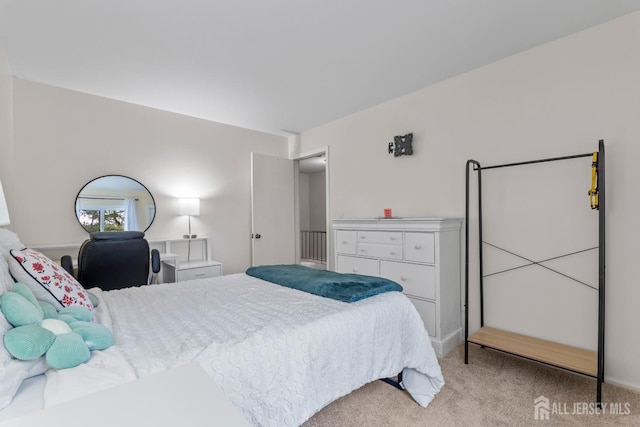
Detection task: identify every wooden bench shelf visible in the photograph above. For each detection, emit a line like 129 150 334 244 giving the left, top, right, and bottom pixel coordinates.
468 327 597 377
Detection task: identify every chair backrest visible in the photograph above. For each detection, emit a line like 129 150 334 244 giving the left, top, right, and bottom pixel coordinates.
77 231 151 291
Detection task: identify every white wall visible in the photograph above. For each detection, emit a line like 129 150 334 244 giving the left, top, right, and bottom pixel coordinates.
299 170 326 232
298 173 310 231
299 12 640 390
6 79 288 274
0 47 12 193
308 171 326 231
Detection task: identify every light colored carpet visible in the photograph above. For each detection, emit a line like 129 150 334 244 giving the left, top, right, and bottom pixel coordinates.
303 344 640 426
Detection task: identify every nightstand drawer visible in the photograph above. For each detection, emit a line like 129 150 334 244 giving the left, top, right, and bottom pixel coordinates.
178 265 221 281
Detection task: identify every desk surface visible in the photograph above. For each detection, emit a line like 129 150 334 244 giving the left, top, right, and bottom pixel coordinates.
0 363 250 427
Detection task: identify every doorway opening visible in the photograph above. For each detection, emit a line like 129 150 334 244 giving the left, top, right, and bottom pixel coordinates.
296 150 328 270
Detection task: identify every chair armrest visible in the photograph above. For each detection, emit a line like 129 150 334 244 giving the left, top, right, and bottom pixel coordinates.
60 255 75 276
151 249 161 274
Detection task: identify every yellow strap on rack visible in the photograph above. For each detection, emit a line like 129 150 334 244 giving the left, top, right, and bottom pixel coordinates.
588 152 599 209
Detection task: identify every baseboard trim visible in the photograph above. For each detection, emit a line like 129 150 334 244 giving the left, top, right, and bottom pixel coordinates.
603 377 640 394
430 328 463 358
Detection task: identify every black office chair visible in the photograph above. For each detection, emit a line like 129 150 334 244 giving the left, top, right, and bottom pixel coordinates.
61 231 161 291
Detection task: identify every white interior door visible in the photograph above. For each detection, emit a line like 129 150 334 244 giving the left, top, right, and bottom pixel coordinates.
250 153 296 266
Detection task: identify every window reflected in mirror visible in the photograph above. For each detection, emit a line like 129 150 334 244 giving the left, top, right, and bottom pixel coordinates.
75 175 156 233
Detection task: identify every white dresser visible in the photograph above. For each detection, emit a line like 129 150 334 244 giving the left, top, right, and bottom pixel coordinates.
332 218 462 357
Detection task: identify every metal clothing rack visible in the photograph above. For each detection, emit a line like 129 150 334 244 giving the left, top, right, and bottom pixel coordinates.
464 140 605 405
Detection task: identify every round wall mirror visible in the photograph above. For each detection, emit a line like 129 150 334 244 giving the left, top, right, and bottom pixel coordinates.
75 175 156 233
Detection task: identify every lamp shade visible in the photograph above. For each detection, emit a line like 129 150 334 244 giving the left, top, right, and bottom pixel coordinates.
178 198 200 216
0 179 10 226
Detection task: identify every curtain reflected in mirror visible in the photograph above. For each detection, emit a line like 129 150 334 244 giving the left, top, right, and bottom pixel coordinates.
75 175 156 233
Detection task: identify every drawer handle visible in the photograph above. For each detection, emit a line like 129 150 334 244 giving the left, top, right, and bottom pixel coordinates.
342 240 349 244
414 244 422 250
390 236 396 241
360 235 366 239
360 249 367 253
390 251 397 255
352 268 358 273
401 276 408 281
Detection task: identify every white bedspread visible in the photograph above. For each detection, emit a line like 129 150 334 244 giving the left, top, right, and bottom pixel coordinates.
47 273 443 426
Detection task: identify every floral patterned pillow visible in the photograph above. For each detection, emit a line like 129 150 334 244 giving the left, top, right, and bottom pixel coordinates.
8 248 93 311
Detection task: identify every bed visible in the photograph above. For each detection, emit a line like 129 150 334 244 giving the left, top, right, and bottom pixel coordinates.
0 232 444 426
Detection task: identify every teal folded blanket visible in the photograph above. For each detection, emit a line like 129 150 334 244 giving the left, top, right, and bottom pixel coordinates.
246 264 403 303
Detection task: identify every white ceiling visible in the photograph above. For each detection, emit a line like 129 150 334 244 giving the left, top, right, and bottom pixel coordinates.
1 1 640 136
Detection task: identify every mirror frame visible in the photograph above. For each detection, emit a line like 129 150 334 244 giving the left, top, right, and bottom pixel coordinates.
74 175 156 233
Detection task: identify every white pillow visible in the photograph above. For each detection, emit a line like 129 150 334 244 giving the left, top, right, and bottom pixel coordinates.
0 228 24 262
0 255 14 295
0 256 15 370
8 248 93 311
0 356 48 411
0 228 22 294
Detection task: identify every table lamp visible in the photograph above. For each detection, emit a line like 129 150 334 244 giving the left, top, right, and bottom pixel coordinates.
179 198 200 239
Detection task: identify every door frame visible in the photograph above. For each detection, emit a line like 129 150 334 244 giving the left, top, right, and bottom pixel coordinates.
293 146 331 269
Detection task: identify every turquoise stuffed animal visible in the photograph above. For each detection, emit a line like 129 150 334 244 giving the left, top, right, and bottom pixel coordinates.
0 283 114 369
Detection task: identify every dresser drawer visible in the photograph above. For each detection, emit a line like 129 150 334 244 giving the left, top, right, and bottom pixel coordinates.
335 230 357 254
357 243 402 260
357 231 402 245
380 260 435 300
404 232 435 264
409 297 436 337
336 255 379 276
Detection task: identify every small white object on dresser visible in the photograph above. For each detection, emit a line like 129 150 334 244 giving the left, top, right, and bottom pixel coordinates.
332 218 462 357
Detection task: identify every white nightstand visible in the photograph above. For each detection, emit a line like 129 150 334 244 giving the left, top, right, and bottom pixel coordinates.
150 237 223 283
162 259 222 282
